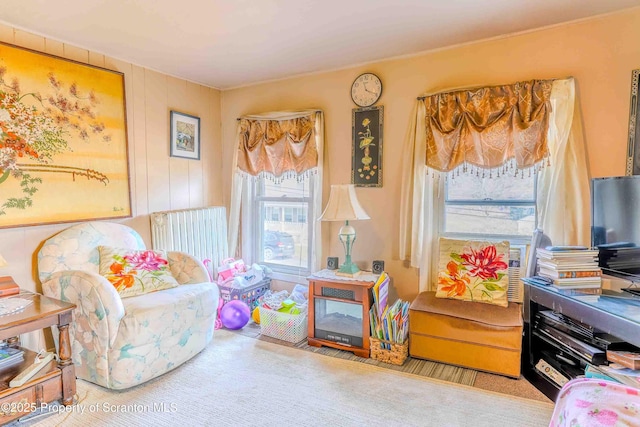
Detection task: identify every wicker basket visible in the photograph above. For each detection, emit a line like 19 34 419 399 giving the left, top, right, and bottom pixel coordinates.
259 307 308 343
369 337 408 365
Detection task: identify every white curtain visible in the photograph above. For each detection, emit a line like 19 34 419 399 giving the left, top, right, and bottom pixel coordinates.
399 101 445 292
399 77 591 293
228 110 325 272
537 78 591 246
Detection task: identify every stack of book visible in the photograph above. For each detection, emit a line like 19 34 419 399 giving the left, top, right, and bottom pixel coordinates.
585 362 640 388
0 346 24 370
369 272 409 350
536 246 602 301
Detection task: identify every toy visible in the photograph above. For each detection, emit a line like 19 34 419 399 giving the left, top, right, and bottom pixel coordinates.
214 298 224 330
220 300 250 330
252 306 260 324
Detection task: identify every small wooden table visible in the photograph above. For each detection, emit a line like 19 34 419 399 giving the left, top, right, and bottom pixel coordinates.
0 293 76 424
307 273 376 358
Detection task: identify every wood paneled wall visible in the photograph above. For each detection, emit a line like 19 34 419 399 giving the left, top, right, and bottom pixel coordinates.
0 24 223 293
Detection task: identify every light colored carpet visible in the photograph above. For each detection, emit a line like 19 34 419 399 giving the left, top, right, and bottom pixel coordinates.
237 321 478 386
23 330 554 427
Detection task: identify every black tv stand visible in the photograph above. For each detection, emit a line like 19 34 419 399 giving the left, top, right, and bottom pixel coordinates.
523 282 640 400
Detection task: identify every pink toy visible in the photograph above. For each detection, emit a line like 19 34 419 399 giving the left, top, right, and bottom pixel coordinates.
203 259 214 281
214 298 224 330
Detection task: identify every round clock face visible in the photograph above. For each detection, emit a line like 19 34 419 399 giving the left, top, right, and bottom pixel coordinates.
351 73 382 107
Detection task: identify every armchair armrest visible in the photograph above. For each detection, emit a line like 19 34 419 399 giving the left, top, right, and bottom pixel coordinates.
167 251 210 284
42 270 125 348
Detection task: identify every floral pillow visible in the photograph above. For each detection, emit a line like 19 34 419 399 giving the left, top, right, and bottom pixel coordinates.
98 246 179 298
435 238 510 307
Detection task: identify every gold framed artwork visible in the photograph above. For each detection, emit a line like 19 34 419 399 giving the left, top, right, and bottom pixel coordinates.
0 42 131 228
352 105 383 187
170 111 200 160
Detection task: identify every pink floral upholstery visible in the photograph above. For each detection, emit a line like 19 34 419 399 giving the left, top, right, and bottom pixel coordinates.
549 378 640 426
38 221 219 390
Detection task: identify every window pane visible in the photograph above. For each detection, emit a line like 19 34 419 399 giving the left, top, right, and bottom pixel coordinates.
444 204 536 236
446 171 535 201
263 179 310 198
260 204 308 268
254 175 313 273
284 207 293 222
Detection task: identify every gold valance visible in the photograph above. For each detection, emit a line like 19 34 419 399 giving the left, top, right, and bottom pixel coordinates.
237 114 318 179
422 79 553 173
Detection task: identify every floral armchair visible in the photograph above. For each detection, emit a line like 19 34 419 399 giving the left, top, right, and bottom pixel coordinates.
37 221 219 390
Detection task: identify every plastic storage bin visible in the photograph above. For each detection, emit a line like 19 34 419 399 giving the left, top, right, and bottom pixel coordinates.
218 278 271 309
259 306 308 343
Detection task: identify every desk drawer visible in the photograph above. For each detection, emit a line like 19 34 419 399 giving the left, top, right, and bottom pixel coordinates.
0 375 62 423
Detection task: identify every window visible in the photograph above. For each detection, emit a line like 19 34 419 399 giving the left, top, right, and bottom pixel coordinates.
250 175 314 276
442 170 536 243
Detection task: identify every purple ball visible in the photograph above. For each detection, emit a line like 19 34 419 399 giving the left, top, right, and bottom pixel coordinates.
220 300 251 330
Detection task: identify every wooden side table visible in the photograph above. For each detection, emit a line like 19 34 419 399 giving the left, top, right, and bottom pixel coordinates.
307 274 376 358
0 293 76 423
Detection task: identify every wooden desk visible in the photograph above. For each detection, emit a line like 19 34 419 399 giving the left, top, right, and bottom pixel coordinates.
0 293 75 424
307 275 375 358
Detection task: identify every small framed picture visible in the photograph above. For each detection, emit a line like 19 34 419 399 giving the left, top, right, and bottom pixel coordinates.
170 111 200 160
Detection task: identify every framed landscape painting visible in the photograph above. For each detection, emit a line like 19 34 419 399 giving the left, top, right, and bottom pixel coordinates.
170 111 200 160
0 42 131 228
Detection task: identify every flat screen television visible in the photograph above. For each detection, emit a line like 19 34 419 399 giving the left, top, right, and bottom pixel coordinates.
592 176 640 277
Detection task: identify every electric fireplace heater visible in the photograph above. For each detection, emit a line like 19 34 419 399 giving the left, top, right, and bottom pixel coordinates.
307 276 375 358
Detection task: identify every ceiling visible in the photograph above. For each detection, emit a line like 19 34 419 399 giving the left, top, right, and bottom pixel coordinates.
1 0 639 89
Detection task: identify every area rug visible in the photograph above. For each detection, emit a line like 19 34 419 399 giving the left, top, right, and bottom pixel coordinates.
241 321 478 386
21 330 553 427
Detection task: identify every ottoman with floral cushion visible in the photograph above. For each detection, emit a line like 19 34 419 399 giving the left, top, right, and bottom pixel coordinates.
408 238 523 378
37 221 219 390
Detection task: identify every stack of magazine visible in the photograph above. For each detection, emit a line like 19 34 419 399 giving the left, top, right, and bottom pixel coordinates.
0 346 24 370
534 246 602 301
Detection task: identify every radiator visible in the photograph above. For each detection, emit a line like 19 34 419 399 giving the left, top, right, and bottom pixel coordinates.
150 207 229 279
508 248 524 303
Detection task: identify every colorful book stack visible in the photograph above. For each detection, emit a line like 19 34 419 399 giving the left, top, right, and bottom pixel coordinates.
369 272 409 350
536 246 602 301
0 346 24 370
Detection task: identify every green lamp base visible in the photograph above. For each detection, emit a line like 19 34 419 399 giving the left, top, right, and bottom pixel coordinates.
335 261 361 277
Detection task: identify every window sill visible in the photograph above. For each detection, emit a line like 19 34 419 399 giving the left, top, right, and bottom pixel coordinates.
269 270 310 285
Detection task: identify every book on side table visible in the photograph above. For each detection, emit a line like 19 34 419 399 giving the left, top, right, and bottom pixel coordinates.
0 277 20 297
0 347 24 370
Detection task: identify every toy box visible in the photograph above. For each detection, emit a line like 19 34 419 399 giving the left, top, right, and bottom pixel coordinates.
218 278 271 310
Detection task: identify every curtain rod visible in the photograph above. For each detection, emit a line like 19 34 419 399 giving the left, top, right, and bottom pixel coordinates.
416 76 572 100
236 109 322 121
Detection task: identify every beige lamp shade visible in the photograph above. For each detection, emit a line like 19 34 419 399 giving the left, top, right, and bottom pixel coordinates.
0 254 7 268
319 184 370 221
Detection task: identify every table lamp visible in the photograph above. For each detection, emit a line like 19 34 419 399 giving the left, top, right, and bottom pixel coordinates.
0 254 7 268
318 184 370 277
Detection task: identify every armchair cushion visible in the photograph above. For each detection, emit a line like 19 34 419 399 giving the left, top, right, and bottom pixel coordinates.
98 246 179 297
435 237 510 307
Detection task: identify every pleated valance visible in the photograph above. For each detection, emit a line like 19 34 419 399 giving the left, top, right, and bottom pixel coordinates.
422 79 554 173
236 111 319 180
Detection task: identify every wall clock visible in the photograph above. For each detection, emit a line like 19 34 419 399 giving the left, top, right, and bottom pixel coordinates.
351 73 382 107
